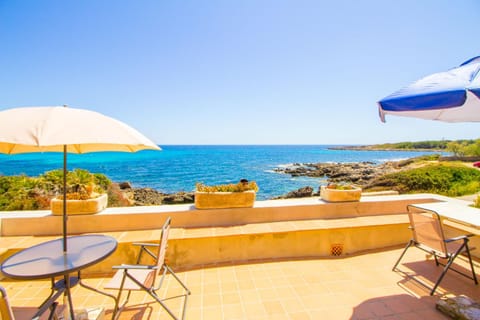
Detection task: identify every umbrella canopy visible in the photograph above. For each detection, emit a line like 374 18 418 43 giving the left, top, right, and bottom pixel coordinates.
0 106 160 153
378 56 480 123
0 106 161 252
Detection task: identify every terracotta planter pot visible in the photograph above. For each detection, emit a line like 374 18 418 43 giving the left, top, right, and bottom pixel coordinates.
194 191 256 209
320 186 362 202
51 193 108 215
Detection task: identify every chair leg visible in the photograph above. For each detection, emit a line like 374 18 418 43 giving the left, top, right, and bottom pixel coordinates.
430 254 456 295
123 269 181 320
110 271 133 320
153 262 169 292
48 302 58 320
164 264 191 320
463 240 478 285
393 240 414 271
430 240 476 295
148 289 181 320
79 274 120 320
123 265 191 320
165 264 191 295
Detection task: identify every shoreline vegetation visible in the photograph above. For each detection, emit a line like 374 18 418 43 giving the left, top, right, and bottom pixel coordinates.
330 138 480 154
1 139 480 211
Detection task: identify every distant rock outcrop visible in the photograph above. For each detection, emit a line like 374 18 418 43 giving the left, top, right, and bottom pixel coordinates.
273 161 400 185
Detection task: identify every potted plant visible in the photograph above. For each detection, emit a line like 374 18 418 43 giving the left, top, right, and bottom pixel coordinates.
50 169 109 215
194 180 259 209
320 183 362 202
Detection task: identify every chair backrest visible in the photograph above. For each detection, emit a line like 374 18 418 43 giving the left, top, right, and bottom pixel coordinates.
134 217 172 289
156 216 171 269
0 286 15 320
407 205 448 256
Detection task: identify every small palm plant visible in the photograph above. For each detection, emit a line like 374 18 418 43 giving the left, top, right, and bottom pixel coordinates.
45 169 110 200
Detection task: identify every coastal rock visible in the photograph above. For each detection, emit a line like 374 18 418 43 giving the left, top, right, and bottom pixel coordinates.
162 192 195 204
273 186 315 199
132 188 194 205
107 183 135 207
110 182 195 206
274 161 398 186
133 188 165 206
118 181 132 189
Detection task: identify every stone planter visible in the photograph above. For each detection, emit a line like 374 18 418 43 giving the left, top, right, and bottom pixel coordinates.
194 191 256 209
51 193 108 215
320 186 362 202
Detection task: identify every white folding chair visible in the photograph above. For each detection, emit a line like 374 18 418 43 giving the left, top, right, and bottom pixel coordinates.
103 217 190 319
393 205 478 295
0 286 61 320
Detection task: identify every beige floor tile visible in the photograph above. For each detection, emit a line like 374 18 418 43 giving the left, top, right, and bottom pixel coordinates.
2 246 478 319
219 292 240 306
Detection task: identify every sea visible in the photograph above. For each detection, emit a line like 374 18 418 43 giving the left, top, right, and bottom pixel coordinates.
0 145 447 201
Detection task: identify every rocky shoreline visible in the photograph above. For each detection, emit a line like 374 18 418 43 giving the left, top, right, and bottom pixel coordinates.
273 161 400 185
109 181 195 206
269 160 413 199
118 158 421 205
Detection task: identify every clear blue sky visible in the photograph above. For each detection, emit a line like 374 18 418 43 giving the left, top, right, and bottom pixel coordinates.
1 0 479 145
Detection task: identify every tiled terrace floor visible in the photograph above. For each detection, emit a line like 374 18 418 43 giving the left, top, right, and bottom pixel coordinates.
2 246 479 320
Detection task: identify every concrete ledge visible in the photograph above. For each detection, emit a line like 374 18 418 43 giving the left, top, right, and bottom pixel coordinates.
166 214 410 268
0 194 442 237
1 194 471 274
0 214 411 275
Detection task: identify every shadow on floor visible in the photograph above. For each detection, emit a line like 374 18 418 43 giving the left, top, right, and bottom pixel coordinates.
350 294 447 319
107 303 151 320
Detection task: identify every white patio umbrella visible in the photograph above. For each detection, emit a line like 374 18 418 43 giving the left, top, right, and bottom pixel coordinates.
0 105 161 252
378 56 480 123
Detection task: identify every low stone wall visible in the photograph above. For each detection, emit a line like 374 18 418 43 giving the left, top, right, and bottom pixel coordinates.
0 194 440 236
3 194 478 275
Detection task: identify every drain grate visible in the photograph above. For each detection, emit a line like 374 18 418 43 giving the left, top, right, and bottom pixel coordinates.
330 244 343 256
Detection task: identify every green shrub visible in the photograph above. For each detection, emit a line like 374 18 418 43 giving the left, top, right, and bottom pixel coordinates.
370 164 480 196
0 169 112 211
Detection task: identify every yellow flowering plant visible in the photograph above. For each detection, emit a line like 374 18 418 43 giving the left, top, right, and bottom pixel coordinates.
196 181 259 193
326 183 359 190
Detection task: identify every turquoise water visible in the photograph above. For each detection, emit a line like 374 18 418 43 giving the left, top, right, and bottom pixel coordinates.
0 145 445 200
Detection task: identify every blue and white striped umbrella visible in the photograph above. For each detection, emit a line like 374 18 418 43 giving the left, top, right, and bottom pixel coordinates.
378 56 480 123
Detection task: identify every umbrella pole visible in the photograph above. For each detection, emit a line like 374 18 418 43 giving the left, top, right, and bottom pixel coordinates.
63 145 67 253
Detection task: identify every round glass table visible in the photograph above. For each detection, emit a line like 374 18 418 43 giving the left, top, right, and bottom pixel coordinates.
1 234 118 319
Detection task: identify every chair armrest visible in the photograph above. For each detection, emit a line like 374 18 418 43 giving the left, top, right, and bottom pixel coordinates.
112 264 158 270
133 242 160 248
133 243 159 263
445 235 470 243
